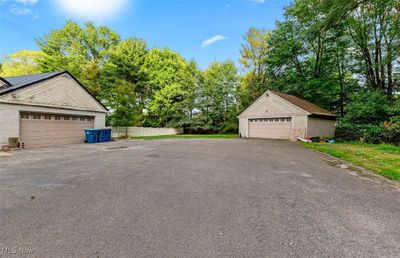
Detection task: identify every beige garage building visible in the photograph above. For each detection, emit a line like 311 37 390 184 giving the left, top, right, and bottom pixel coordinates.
238 90 336 140
0 71 107 148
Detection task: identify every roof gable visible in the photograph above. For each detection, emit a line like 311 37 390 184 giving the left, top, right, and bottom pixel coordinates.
239 90 309 118
0 77 10 88
239 90 335 118
269 90 335 117
0 72 107 112
0 72 63 95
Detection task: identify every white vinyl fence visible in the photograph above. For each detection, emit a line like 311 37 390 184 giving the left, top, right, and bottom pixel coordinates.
112 127 183 138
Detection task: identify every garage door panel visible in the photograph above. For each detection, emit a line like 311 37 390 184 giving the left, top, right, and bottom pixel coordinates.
20 113 94 148
21 135 85 142
22 139 84 148
248 118 291 139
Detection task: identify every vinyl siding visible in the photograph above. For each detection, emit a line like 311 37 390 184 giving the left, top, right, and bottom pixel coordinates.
291 115 308 139
239 91 309 118
0 73 106 112
239 118 248 137
306 117 335 138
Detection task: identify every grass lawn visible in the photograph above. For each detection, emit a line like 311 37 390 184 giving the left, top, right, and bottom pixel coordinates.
130 134 239 140
303 142 400 181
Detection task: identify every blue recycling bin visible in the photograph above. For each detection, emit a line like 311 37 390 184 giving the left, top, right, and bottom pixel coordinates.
98 129 107 142
84 129 99 144
106 128 112 141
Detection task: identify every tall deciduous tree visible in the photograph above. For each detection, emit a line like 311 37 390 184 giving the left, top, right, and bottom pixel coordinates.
36 21 120 96
199 60 239 133
240 27 273 104
0 50 45 77
142 48 196 127
346 0 400 97
101 38 148 126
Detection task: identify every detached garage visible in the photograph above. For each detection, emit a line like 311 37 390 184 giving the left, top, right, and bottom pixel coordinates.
238 90 336 140
0 71 107 148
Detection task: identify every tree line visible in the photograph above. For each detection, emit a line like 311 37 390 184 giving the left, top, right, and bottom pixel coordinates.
0 21 240 132
1 0 399 137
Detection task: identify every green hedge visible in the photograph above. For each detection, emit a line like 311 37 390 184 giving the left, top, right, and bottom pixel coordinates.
336 123 400 145
383 123 400 145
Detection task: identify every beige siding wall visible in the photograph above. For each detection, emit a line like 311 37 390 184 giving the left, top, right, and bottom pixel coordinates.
239 91 308 118
239 118 248 137
290 115 308 140
0 103 105 147
0 103 19 146
307 117 335 138
0 74 106 112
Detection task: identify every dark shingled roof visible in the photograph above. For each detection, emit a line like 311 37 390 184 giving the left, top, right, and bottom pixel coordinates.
0 71 108 111
0 71 63 95
270 90 336 117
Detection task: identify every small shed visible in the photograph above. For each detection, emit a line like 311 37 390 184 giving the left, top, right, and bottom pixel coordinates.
238 90 336 140
0 71 107 148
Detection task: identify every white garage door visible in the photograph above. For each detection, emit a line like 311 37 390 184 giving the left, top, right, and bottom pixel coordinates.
20 113 94 148
248 117 292 139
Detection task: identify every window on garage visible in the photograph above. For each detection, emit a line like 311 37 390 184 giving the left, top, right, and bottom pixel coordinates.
250 117 292 122
32 114 41 120
43 115 52 120
21 114 30 119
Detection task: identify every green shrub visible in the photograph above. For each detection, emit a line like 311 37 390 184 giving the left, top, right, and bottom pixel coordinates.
382 123 400 146
218 121 238 134
341 90 390 125
360 125 384 144
335 123 359 141
389 96 400 123
336 123 383 143
336 121 400 145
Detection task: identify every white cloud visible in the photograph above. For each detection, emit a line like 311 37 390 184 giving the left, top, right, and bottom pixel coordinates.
201 35 227 48
56 0 129 20
15 0 38 5
8 0 38 18
10 7 32 15
250 0 265 3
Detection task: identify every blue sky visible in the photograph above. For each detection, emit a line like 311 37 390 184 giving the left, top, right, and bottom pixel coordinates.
0 0 291 69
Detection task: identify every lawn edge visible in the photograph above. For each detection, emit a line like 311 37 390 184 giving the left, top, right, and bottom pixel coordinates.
301 142 400 182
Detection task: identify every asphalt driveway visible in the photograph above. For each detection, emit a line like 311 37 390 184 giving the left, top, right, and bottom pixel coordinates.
1 139 399 257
